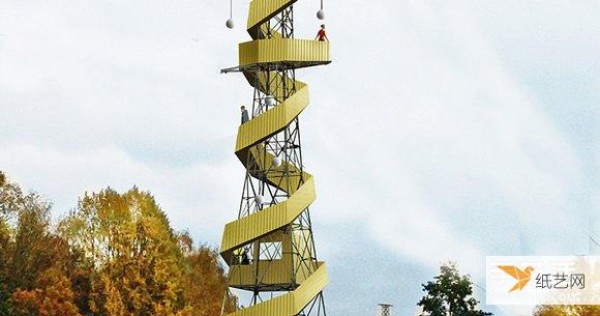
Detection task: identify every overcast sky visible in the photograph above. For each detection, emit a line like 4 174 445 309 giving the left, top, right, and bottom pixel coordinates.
2 1 600 315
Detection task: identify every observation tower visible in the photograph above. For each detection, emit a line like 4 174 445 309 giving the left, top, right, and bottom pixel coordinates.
219 1 331 316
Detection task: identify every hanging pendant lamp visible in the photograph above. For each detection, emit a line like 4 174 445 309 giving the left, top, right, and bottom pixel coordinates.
226 0 234 28
316 0 325 20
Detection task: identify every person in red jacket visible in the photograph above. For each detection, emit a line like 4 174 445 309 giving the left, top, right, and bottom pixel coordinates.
315 24 328 41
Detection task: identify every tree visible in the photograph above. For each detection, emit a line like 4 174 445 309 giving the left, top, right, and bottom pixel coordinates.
11 267 81 316
1 173 238 316
181 246 237 316
534 305 600 316
60 187 189 316
418 262 492 316
10 199 58 289
0 170 18 315
0 171 81 316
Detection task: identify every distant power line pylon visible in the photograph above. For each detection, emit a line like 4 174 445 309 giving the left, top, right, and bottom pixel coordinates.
378 303 393 316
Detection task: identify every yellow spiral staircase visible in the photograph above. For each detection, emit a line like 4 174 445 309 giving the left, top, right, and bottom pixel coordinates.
220 1 331 316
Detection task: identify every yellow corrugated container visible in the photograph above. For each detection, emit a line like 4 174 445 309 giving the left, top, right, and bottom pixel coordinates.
239 39 330 66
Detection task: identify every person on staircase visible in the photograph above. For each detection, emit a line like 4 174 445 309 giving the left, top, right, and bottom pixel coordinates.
315 24 328 41
241 105 249 124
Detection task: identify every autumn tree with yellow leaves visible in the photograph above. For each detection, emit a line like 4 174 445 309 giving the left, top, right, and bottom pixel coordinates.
60 187 190 315
533 305 600 316
0 171 237 316
0 171 81 316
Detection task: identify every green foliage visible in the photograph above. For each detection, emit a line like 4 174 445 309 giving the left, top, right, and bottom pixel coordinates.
418 262 492 316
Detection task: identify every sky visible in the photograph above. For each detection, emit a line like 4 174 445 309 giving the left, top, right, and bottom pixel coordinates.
1 1 600 315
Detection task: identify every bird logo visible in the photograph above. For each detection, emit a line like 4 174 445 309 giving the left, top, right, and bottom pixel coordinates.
497 265 535 292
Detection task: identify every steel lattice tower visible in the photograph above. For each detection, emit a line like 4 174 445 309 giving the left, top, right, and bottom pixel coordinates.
220 1 331 316
378 304 392 316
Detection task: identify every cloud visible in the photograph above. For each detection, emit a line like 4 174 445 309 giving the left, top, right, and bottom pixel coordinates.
0 143 242 245
2 1 599 316
0 0 249 152
297 0 581 281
